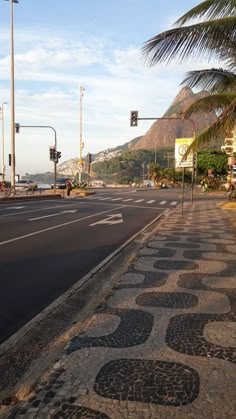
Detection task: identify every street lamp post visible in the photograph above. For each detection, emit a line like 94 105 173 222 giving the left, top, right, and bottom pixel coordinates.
79 84 84 183
0 102 7 181
4 0 18 188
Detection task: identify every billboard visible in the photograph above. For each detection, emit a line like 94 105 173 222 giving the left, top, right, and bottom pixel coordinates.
175 137 194 168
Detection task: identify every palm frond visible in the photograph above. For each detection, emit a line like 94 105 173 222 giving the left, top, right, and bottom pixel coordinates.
183 93 236 117
185 98 236 154
175 0 236 26
181 69 236 93
142 17 236 67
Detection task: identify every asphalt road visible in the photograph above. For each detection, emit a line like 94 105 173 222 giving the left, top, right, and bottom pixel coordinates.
0 186 217 344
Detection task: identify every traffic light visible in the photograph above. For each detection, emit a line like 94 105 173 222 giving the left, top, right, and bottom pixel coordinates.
87 153 92 164
15 123 20 133
193 153 197 167
56 151 61 163
49 146 56 161
130 111 138 127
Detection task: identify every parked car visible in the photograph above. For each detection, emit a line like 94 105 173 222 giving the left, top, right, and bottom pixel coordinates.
15 179 38 191
51 177 68 189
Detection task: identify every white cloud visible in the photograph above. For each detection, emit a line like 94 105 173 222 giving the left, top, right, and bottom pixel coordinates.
0 24 220 176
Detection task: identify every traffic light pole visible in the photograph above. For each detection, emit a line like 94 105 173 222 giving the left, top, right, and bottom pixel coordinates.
17 125 57 191
133 116 196 205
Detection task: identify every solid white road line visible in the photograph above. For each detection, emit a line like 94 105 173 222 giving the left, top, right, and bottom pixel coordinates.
0 203 78 218
29 210 78 221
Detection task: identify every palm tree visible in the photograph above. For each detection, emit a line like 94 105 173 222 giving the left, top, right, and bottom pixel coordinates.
141 0 236 153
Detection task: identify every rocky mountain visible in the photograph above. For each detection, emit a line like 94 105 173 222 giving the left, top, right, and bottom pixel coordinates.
132 87 218 151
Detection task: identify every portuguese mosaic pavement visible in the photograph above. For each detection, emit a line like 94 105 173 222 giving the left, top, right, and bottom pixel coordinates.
5 201 236 418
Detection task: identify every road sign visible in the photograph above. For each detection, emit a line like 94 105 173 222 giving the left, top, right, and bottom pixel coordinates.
175 137 194 168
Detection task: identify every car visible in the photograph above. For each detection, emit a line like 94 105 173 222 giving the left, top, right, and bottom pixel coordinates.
15 179 38 191
51 178 68 189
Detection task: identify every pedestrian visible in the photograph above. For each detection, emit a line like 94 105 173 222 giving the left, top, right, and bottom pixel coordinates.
228 182 235 201
66 178 72 197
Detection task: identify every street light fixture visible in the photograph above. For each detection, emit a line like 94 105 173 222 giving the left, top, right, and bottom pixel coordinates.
4 0 18 188
0 102 8 181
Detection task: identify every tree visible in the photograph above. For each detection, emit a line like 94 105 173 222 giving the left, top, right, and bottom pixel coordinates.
197 150 228 175
142 0 236 152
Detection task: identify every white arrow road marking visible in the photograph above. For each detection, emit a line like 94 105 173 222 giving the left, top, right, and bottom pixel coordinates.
170 201 178 206
89 213 123 226
147 200 155 204
29 210 77 221
160 201 167 205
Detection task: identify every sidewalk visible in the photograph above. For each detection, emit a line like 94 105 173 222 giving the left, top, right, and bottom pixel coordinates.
4 199 236 418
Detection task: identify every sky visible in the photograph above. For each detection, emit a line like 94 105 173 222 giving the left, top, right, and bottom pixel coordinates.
0 0 213 176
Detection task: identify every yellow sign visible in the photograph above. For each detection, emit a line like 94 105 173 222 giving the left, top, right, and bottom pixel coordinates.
175 137 194 168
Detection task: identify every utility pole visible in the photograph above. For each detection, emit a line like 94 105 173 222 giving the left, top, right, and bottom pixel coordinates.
164 152 175 169
9 0 18 188
79 84 84 183
142 161 146 184
0 102 7 181
154 140 157 164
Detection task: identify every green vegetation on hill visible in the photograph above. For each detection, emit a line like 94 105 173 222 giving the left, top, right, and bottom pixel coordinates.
91 148 173 184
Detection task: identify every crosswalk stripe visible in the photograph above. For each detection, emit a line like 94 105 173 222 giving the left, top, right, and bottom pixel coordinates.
98 197 110 200
134 199 144 203
122 198 133 202
170 201 177 205
160 201 167 205
147 200 155 204
111 198 123 201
